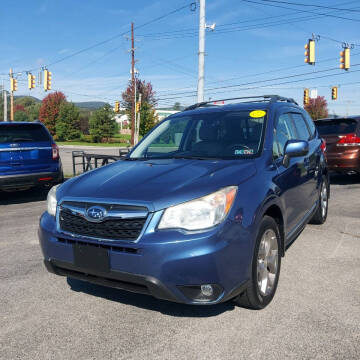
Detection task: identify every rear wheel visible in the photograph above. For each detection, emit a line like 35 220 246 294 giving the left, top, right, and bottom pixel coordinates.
234 216 281 310
310 175 328 225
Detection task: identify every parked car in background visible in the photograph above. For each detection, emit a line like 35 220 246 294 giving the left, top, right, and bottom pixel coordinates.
315 116 360 175
39 95 329 310
0 122 63 191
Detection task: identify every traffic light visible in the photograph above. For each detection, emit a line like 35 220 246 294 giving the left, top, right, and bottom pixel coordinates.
10 77 17 92
304 39 315 65
28 73 35 89
340 47 350 70
136 102 141 112
303 88 309 105
44 69 52 91
331 86 338 100
114 101 120 113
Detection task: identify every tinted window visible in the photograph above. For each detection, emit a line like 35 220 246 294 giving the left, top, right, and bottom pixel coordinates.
0 124 51 143
273 113 297 158
316 118 358 135
291 113 311 141
303 112 316 138
130 110 266 159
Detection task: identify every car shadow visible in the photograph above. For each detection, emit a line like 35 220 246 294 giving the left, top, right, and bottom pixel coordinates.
67 277 236 317
330 173 360 185
0 186 49 205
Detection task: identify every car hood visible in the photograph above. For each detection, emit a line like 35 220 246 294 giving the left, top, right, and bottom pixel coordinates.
58 158 257 211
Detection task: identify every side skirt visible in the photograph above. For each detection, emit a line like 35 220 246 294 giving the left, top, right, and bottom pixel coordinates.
285 201 318 250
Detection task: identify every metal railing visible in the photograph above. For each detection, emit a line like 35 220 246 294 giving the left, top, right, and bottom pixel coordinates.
72 149 130 176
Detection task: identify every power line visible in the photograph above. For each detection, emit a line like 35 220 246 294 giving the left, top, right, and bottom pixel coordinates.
241 0 360 22
258 0 360 13
11 2 196 75
156 65 360 101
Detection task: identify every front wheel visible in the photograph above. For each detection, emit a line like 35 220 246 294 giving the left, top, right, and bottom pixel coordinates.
234 216 281 310
310 175 329 225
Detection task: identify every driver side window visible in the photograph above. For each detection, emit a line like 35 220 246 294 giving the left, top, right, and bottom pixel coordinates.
273 113 297 159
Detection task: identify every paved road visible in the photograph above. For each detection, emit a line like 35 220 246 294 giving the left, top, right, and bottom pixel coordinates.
0 175 359 359
59 146 127 176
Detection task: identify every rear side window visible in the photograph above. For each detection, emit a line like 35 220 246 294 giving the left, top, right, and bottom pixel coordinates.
316 119 358 135
302 112 316 138
0 124 51 143
291 113 311 141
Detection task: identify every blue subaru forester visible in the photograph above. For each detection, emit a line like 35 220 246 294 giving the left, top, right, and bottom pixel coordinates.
39 96 329 309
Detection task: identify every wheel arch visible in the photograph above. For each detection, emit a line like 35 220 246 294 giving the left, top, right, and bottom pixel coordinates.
262 203 285 257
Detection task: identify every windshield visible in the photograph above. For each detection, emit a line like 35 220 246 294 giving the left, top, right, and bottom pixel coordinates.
0 124 51 143
316 118 358 135
130 110 266 159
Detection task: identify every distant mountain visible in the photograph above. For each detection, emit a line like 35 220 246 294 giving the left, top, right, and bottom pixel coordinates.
14 95 41 103
74 101 107 110
13 96 107 110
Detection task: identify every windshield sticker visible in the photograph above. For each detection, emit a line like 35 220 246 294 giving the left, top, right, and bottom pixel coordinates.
249 110 266 118
235 149 254 155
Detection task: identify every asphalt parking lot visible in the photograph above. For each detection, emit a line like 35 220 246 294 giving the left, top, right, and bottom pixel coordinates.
0 174 359 360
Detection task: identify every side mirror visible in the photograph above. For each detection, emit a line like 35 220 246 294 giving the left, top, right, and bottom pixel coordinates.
283 140 309 167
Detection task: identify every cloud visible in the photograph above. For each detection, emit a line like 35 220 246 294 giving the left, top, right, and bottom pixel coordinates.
107 9 128 16
58 49 70 55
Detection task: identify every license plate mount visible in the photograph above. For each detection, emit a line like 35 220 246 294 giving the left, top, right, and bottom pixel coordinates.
73 243 110 273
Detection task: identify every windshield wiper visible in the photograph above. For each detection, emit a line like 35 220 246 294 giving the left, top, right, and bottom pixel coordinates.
172 155 220 160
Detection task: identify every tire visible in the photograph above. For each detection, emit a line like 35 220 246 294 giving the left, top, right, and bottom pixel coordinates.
234 216 281 310
309 175 329 225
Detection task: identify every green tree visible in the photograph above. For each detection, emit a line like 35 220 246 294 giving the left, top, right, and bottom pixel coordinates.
89 104 116 142
14 111 29 122
173 102 181 110
56 102 81 141
139 102 157 137
27 103 41 121
39 91 66 135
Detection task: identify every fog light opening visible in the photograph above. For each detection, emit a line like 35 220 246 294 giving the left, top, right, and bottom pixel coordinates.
201 284 214 297
178 284 223 302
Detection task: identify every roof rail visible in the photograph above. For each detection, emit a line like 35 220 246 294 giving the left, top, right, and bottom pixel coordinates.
183 95 298 111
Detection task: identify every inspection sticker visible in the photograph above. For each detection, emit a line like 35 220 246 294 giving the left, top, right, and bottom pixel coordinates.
249 110 266 118
235 149 254 155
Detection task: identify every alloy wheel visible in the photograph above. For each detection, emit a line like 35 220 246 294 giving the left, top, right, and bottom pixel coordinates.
257 229 278 296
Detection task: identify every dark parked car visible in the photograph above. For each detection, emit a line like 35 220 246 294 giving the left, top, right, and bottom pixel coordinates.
39 95 329 309
0 122 63 191
315 116 360 175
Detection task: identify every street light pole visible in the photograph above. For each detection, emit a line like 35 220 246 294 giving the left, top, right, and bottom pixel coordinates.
197 0 206 103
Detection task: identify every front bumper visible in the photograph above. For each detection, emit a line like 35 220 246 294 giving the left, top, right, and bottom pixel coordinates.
39 211 253 305
0 171 62 190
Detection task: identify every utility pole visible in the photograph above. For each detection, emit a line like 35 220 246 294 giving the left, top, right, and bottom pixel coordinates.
3 81 8 122
197 0 206 103
131 22 136 146
135 92 142 144
9 68 14 122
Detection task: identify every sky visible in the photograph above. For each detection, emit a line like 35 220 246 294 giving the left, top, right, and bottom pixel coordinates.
1 0 360 115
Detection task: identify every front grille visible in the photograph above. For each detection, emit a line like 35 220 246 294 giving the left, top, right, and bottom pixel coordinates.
59 210 147 241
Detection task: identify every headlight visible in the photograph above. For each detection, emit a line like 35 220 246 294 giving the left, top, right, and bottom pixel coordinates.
158 186 237 231
47 185 59 216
